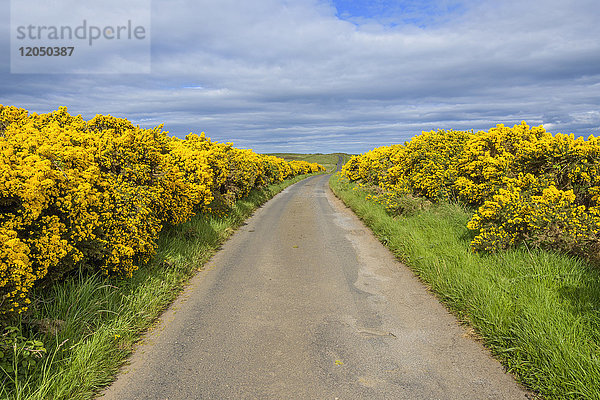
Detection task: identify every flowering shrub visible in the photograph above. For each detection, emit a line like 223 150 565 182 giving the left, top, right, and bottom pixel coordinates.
341 121 600 263
381 129 471 213
468 184 600 258
343 145 403 185
0 105 323 319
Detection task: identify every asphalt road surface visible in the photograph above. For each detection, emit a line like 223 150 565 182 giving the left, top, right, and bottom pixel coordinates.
336 154 344 172
101 174 530 400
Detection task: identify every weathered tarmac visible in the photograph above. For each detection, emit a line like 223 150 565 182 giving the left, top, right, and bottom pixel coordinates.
101 174 530 400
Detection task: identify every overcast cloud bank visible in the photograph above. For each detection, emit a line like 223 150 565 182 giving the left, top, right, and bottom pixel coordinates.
1 0 599 153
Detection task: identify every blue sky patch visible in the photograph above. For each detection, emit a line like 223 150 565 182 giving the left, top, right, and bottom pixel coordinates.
331 0 465 28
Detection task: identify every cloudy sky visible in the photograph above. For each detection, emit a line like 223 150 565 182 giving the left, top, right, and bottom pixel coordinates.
1 0 599 153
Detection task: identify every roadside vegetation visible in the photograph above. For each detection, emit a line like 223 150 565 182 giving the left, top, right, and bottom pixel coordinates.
332 122 600 399
1 173 316 400
0 105 324 399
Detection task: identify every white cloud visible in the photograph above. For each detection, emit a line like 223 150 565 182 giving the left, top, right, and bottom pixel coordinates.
1 0 599 153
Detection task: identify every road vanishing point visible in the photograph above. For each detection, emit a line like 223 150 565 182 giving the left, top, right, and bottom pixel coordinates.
101 170 531 399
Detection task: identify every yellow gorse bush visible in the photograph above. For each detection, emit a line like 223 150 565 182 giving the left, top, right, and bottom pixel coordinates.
0 105 324 318
342 121 600 262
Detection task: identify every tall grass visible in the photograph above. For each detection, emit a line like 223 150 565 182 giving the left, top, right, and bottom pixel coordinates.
0 173 314 400
330 174 600 399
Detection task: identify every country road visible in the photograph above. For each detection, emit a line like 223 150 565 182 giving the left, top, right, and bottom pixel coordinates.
101 174 530 400
336 154 344 172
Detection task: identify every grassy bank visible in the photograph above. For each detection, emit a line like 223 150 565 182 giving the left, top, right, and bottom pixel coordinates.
1 173 316 400
330 174 600 399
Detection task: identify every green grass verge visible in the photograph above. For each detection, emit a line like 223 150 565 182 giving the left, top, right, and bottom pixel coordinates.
329 174 600 400
266 153 353 173
1 173 316 400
